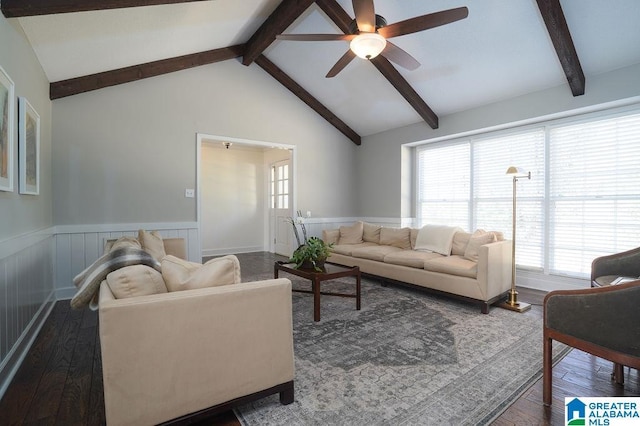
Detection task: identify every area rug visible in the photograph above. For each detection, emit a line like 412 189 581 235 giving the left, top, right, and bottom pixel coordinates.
235 274 569 425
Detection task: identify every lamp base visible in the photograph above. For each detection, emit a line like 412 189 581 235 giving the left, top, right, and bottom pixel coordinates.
498 300 531 313
498 289 531 313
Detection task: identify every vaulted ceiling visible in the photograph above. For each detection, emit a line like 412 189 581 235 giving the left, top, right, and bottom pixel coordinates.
4 0 640 145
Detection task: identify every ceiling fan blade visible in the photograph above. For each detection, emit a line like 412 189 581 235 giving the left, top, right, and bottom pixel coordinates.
380 42 420 71
378 7 469 39
276 34 355 41
326 50 356 78
352 0 376 33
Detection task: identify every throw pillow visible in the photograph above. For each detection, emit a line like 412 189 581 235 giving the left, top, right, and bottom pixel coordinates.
70 247 161 310
339 222 364 245
379 227 411 250
106 265 168 299
414 225 463 255
162 255 241 292
463 230 497 262
362 222 382 244
138 229 167 262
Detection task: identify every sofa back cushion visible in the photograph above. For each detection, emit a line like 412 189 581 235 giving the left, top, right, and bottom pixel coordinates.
362 222 382 244
379 227 412 250
451 232 472 256
339 222 364 244
138 229 167 262
162 255 241 291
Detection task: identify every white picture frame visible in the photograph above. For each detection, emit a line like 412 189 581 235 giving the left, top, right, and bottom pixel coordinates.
19 97 40 195
0 65 15 192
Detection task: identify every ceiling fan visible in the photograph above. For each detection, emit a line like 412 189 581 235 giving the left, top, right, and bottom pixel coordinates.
276 0 468 78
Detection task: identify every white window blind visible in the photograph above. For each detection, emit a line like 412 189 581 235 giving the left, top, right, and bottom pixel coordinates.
549 112 640 277
472 129 545 269
417 143 470 227
416 108 640 280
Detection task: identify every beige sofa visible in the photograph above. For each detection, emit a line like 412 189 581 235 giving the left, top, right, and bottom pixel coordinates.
322 222 512 313
97 236 295 425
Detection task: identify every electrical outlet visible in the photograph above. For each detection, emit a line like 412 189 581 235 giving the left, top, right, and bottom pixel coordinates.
185 188 195 198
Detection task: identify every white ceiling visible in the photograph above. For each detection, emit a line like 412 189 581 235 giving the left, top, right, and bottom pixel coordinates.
17 0 640 137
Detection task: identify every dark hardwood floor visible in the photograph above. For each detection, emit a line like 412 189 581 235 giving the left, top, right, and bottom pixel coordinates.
1 252 637 425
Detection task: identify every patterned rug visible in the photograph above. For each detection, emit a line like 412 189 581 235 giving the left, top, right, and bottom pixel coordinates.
236 274 569 425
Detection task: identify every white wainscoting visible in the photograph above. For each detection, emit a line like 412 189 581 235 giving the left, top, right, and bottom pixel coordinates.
54 222 200 300
0 228 56 400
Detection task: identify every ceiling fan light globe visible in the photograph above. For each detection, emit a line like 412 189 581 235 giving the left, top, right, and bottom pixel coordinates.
350 32 386 60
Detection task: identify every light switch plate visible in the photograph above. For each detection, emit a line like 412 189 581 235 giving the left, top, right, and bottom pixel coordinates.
185 188 195 198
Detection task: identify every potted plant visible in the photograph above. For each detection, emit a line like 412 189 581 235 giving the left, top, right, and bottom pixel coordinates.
290 236 332 271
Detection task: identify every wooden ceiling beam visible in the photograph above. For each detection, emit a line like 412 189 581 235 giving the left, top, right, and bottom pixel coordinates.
242 0 315 66
1 0 208 17
370 57 438 129
535 0 585 96
316 0 439 129
255 55 361 145
50 44 244 99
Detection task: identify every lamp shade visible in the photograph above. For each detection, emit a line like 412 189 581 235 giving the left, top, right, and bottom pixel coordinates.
350 33 387 59
506 166 530 178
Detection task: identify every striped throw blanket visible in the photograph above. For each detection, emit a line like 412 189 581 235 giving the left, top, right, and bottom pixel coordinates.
70 247 161 310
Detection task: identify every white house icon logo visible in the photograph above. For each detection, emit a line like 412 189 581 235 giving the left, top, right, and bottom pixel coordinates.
566 398 586 425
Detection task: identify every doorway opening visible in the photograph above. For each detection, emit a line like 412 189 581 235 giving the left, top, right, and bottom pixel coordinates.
196 133 295 259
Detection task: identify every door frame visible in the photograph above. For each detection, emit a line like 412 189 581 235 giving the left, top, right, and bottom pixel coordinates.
196 133 296 260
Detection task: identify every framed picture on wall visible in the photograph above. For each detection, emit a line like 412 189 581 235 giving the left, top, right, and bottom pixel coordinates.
0 65 15 192
19 96 40 195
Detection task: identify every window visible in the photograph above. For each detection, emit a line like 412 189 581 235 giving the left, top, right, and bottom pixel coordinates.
416 108 640 278
270 162 289 209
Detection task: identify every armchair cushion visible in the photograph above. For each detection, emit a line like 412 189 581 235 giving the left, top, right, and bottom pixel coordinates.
162 255 241 291
106 265 167 299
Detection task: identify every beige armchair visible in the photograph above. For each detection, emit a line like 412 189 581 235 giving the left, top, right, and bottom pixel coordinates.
98 238 295 425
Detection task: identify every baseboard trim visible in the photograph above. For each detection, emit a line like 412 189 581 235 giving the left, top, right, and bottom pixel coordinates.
0 291 56 401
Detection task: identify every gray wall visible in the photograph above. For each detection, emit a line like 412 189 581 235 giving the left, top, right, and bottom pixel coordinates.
52 59 360 226
0 18 53 239
357 63 640 218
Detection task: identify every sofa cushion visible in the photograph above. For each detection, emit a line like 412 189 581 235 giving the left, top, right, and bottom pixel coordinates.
464 231 497 262
362 222 382 244
138 229 167 262
410 228 419 249
331 242 378 256
423 255 478 278
162 255 241 291
106 264 168 298
414 224 463 255
379 227 411 250
384 250 442 269
339 222 364 244
451 232 472 256
352 245 403 262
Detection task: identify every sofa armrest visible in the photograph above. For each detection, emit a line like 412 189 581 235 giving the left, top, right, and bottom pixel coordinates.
99 278 294 425
477 239 512 300
322 229 340 245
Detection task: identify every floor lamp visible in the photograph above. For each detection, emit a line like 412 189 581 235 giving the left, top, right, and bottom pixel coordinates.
500 166 532 313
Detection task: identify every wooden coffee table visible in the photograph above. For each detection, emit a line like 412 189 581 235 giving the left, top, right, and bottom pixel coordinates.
274 261 361 322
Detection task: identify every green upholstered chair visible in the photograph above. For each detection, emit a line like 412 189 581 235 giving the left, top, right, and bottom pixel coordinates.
591 246 640 287
542 280 640 405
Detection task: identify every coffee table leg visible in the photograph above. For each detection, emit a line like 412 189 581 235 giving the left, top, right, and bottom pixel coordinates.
356 272 361 311
274 264 279 279
313 276 320 322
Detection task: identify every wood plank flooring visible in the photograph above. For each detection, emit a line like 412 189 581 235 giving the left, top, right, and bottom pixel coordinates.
1 252 637 425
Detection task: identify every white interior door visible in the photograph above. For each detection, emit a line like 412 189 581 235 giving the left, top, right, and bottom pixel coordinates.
270 160 293 256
